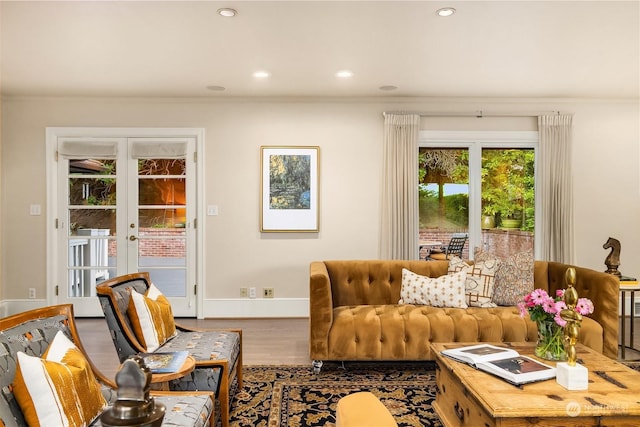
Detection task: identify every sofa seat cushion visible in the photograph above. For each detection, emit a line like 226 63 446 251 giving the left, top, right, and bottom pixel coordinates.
327 305 604 361
159 331 241 364
156 330 241 392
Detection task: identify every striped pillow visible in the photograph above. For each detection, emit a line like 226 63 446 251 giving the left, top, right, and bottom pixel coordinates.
128 283 177 352
12 331 107 427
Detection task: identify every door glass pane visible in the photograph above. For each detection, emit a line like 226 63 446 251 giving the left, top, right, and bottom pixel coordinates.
67 158 116 298
139 178 186 206
146 269 187 297
481 148 535 256
418 148 469 260
137 158 187 299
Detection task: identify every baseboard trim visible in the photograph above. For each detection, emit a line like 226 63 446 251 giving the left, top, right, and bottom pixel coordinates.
203 298 309 318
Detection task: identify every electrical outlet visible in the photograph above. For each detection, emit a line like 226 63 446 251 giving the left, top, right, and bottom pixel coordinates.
28 288 36 299
263 288 274 298
249 287 257 299
240 287 248 298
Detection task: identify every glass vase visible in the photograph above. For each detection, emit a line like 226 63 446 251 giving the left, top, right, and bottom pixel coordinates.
535 320 567 361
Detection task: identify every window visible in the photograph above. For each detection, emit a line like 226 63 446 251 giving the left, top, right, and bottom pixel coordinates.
419 131 538 260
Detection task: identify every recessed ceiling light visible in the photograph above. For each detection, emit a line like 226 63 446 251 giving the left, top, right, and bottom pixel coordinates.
436 7 456 17
379 85 398 91
206 85 226 91
253 71 270 78
217 8 237 17
336 70 354 78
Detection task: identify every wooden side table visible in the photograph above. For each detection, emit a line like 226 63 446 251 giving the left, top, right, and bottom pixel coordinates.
149 355 196 391
620 284 640 359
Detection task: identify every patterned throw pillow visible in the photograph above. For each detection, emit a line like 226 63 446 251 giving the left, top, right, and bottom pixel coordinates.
448 256 500 308
475 247 534 306
12 331 107 427
399 268 468 308
128 283 177 352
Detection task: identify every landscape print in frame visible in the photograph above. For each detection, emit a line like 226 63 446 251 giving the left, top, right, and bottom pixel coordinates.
261 146 319 232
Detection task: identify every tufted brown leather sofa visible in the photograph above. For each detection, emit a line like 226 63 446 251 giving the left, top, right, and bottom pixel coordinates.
309 260 619 364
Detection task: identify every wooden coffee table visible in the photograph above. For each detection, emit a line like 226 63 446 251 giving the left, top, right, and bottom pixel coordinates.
432 342 640 427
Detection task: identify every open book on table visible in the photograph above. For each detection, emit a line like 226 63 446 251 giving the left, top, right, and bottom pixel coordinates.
441 344 556 386
140 350 189 374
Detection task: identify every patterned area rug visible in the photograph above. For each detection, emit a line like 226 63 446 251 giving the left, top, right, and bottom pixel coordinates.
227 362 442 427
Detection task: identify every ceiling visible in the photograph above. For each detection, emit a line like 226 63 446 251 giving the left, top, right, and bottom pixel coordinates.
1 1 638 98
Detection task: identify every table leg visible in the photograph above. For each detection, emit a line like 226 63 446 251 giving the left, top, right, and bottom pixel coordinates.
631 291 635 350
621 290 627 359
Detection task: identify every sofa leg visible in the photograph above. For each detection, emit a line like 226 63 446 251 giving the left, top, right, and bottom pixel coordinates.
312 360 323 373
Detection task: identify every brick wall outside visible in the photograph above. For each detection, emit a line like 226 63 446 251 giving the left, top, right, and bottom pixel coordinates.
108 228 186 257
108 227 533 260
419 228 534 260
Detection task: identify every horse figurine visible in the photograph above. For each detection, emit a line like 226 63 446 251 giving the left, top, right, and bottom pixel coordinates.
603 237 621 277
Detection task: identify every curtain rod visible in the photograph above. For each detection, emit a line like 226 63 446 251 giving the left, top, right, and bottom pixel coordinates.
382 110 562 118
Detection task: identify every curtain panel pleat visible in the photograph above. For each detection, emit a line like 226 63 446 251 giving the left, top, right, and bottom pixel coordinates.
380 114 420 259
538 114 574 263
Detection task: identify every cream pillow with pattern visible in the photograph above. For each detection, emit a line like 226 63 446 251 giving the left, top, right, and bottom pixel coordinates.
13 331 107 427
399 268 468 308
448 256 500 308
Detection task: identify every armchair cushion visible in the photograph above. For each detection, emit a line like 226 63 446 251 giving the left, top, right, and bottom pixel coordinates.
128 283 177 352
399 268 468 308
13 331 107 427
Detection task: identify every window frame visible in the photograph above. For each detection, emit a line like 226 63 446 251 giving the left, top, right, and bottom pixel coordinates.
419 130 540 260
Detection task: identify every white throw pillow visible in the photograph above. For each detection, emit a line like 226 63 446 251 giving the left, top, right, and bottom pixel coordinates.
399 268 468 308
448 256 500 308
13 331 107 427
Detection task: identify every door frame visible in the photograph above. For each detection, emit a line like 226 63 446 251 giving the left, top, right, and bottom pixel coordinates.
45 127 206 318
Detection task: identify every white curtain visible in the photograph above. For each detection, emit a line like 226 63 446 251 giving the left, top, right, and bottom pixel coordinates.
380 114 420 259
538 114 574 263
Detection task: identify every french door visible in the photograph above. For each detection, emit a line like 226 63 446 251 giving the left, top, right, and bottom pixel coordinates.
48 129 201 317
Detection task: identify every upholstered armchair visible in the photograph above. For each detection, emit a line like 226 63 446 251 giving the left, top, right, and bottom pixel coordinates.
0 304 214 427
96 272 242 427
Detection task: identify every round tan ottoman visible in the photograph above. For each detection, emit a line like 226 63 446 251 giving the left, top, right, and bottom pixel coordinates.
335 391 398 427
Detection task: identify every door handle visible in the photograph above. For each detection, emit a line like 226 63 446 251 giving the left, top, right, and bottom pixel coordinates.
129 235 138 241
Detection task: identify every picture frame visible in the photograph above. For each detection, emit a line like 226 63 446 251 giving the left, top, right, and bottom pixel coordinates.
260 146 319 232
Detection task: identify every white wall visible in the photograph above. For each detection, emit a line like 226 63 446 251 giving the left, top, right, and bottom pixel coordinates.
2 96 638 316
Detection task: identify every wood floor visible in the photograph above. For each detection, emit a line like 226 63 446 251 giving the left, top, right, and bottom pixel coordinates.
76 317 311 379
76 316 640 379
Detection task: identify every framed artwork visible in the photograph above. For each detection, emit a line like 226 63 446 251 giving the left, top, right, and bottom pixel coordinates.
260 146 319 232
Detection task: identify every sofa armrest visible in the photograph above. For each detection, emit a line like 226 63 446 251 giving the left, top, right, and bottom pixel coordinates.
309 261 334 360
547 262 619 359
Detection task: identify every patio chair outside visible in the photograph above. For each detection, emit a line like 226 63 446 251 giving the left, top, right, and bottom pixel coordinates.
427 232 468 261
